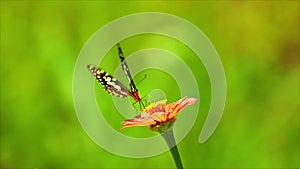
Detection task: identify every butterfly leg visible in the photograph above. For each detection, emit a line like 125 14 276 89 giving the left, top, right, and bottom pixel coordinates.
131 99 146 111
139 100 145 110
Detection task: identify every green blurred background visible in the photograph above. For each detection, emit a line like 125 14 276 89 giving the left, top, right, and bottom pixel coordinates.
1 1 299 168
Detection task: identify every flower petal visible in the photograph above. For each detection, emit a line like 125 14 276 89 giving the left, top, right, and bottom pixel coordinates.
142 99 166 114
120 117 156 130
120 111 168 130
166 97 198 119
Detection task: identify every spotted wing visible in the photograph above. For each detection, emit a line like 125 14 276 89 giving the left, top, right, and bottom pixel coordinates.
87 65 129 98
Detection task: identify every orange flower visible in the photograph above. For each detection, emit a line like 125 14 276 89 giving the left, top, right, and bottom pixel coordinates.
120 97 198 132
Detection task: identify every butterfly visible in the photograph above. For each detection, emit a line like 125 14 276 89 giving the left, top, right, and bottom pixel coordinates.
87 44 145 109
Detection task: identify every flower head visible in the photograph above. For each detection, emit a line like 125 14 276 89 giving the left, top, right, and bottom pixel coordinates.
121 97 198 132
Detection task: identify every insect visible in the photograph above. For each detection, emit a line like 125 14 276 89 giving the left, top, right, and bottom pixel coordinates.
87 44 145 109
117 43 145 108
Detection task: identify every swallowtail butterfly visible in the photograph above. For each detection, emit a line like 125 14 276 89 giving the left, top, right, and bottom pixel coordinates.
87 44 145 109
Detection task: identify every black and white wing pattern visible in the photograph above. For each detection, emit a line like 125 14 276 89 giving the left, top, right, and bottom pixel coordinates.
117 43 143 103
117 43 139 94
87 65 129 98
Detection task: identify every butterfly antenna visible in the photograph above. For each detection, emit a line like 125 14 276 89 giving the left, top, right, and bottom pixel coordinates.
136 74 147 86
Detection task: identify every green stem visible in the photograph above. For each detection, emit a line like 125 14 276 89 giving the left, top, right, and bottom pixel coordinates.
161 128 184 169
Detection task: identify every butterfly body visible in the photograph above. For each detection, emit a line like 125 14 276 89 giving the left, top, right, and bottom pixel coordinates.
129 90 142 102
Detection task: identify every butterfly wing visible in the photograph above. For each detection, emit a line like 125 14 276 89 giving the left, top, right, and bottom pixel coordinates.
117 43 139 94
87 65 129 98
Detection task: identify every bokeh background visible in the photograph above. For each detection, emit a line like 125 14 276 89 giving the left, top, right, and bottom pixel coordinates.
1 1 299 168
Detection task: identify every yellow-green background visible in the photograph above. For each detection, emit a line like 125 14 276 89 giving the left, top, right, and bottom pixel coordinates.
1 1 299 168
